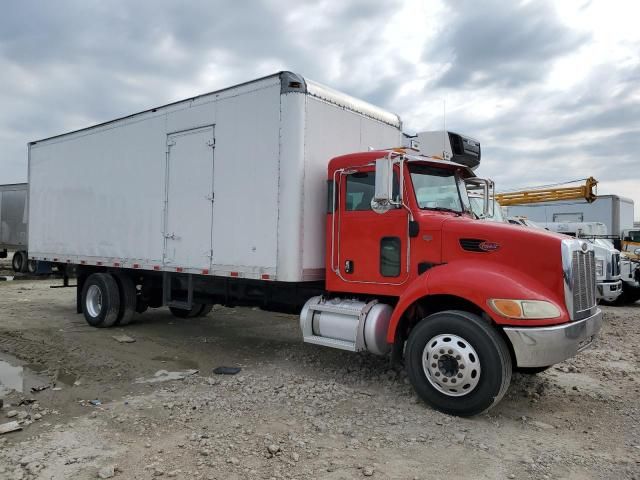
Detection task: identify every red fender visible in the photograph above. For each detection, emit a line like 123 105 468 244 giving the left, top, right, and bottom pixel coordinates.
385 259 570 344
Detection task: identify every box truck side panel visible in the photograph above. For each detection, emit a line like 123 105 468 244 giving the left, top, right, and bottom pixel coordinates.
209 83 281 275
29 114 167 263
300 96 402 277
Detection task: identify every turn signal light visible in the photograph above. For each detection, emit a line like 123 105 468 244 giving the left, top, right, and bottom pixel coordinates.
488 299 561 319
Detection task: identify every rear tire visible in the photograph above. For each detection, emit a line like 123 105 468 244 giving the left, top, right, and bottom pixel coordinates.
113 273 137 325
405 310 512 417
12 251 27 273
81 273 120 328
169 304 203 318
27 260 38 274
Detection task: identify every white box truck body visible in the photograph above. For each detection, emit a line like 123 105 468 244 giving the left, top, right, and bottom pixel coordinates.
0 183 28 251
28 72 401 282
504 195 635 237
0 183 29 270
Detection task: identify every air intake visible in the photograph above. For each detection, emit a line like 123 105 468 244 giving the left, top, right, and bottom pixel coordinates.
459 238 486 252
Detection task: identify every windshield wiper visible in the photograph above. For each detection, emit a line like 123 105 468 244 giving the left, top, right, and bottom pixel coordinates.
423 206 462 216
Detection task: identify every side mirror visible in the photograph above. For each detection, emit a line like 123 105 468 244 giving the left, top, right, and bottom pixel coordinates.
372 158 395 214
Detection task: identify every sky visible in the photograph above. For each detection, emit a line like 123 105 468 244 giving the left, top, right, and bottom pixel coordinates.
1 0 639 218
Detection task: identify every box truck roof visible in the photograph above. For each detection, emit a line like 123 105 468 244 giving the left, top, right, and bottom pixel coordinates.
29 71 401 146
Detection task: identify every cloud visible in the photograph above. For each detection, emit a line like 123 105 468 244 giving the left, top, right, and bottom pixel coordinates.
429 0 588 89
0 0 639 219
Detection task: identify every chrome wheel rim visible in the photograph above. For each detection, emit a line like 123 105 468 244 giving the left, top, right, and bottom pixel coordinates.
422 334 481 397
86 285 103 318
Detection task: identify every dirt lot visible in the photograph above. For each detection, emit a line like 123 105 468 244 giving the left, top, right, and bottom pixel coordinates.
1 264 639 479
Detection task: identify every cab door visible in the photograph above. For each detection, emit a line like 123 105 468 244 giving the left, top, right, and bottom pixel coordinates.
335 168 409 288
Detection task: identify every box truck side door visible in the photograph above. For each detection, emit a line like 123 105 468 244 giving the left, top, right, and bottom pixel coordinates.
164 126 215 271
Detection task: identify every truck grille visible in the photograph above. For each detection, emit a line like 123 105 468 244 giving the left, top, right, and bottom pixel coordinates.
572 250 596 316
612 253 620 277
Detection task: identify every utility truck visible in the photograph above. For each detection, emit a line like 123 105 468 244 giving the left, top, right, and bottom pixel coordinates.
0 183 28 271
27 72 602 416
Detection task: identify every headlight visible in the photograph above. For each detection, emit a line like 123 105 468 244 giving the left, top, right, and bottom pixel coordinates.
595 258 604 277
488 299 561 319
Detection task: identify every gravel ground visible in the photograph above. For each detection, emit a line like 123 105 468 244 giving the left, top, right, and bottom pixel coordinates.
0 263 639 479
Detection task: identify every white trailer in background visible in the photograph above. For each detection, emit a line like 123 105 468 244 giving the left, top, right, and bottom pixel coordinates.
504 195 635 238
0 183 28 271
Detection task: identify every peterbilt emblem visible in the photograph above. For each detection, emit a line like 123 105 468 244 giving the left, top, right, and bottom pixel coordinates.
581 242 588 252
479 241 500 252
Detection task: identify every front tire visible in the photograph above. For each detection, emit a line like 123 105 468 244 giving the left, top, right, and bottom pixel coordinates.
405 310 512 417
82 273 120 328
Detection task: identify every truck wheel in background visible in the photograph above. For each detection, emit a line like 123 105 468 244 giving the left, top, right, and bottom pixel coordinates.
12 251 27 273
81 273 121 328
113 273 137 326
169 304 205 318
405 310 512 417
27 260 38 274
198 304 214 317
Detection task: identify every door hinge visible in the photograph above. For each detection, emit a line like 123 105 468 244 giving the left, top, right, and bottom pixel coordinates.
207 139 215 147
206 193 215 202
167 140 176 147
164 232 179 240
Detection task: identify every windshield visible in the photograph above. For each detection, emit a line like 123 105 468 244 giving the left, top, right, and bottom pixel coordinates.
410 165 469 214
469 197 505 222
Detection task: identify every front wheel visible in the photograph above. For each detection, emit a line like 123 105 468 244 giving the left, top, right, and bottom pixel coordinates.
405 310 512 417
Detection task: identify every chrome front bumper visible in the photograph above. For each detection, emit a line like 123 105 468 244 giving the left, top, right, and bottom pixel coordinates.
597 280 622 303
503 309 603 368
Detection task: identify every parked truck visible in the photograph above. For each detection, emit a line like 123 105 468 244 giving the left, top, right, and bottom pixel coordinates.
540 222 622 304
505 194 640 303
27 72 602 416
0 182 28 271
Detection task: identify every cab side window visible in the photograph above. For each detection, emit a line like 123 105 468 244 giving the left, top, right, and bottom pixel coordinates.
346 173 375 211
345 171 399 211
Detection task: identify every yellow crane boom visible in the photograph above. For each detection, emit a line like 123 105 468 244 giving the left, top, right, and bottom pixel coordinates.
495 177 598 206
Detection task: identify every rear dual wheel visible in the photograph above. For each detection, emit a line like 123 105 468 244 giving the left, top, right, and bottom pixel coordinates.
405 310 512 417
82 272 138 327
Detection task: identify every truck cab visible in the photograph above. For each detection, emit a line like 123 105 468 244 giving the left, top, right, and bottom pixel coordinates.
301 149 603 416
538 222 622 304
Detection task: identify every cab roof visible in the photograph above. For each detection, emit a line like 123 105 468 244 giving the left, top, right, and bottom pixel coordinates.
327 150 477 178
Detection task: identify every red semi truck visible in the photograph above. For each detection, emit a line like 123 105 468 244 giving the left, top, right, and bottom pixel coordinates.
27 72 602 416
